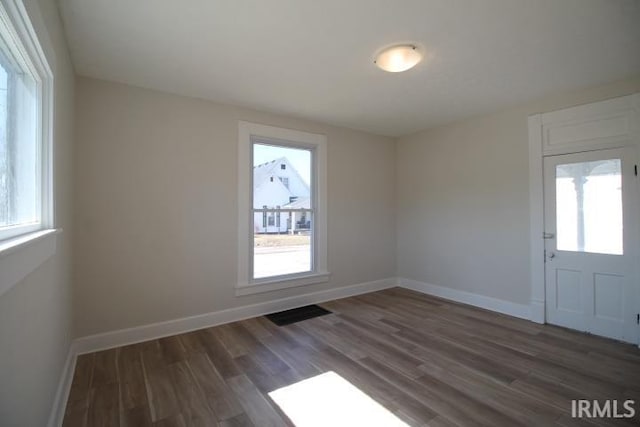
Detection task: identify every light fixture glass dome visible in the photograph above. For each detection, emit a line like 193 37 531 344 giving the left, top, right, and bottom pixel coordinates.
374 45 422 72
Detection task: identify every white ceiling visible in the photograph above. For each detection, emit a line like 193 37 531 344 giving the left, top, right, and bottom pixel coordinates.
58 0 640 137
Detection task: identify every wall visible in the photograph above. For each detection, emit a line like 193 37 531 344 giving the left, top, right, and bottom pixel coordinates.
396 75 640 306
0 0 75 426
74 77 396 337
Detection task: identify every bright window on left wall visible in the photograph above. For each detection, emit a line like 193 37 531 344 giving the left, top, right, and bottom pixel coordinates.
0 0 53 242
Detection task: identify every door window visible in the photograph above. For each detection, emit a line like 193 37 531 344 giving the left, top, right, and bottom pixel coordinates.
555 158 623 255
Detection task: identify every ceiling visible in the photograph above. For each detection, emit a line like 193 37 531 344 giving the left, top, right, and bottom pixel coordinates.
58 0 640 137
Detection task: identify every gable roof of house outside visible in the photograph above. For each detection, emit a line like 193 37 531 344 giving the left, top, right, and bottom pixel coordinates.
254 157 284 187
253 157 310 194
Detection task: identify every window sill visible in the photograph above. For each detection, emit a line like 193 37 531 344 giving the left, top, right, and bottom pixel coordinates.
236 271 331 296
0 228 61 297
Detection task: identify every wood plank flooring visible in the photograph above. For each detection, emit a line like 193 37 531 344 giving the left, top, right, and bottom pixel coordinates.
63 288 640 426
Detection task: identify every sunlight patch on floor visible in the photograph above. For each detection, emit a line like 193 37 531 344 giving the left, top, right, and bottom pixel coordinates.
268 371 409 427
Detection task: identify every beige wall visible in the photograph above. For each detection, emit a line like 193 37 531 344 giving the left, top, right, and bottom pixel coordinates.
0 3 636 422
74 77 396 337
0 0 75 426
397 75 640 305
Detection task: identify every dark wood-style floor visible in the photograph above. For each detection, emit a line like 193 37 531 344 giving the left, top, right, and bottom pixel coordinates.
62 288 640 426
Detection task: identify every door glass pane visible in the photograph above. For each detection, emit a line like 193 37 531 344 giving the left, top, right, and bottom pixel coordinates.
555 159 622 255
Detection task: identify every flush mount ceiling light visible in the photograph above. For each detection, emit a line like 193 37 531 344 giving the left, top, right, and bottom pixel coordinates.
374 45 422 72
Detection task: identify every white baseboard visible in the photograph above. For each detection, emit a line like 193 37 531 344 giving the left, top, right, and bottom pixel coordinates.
73 277 396 355
47 343 76 427
398 277 532 321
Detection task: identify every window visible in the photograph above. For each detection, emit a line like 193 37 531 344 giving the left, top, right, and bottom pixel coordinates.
0 1 55 298
238 122 328 295
254 143 311 278
555 159 623 255
0 2 52 243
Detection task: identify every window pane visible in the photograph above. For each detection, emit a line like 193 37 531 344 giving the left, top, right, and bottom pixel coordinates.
252 142 313 279
0 61 9 226
555 159 622 255
254 212 313 279
0 42 38 229
253 143 311 209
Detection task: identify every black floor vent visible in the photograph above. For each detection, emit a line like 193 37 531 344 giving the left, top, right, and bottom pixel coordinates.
266 304 331 326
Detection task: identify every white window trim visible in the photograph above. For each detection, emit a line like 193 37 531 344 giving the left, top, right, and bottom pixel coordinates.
237 121 329 296
0 0 54 237
0 0 57 297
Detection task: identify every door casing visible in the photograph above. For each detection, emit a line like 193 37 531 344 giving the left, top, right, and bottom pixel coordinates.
528 93 640 345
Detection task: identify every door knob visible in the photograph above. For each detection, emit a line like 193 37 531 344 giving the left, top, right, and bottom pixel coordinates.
547 252 555 259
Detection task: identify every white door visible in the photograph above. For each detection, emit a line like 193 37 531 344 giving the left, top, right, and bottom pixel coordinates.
544 147 639 343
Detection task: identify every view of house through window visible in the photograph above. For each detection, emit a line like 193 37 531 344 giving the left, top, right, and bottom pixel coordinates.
253 142 313 279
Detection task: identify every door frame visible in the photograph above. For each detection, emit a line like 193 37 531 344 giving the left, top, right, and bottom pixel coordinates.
527 93 640 343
